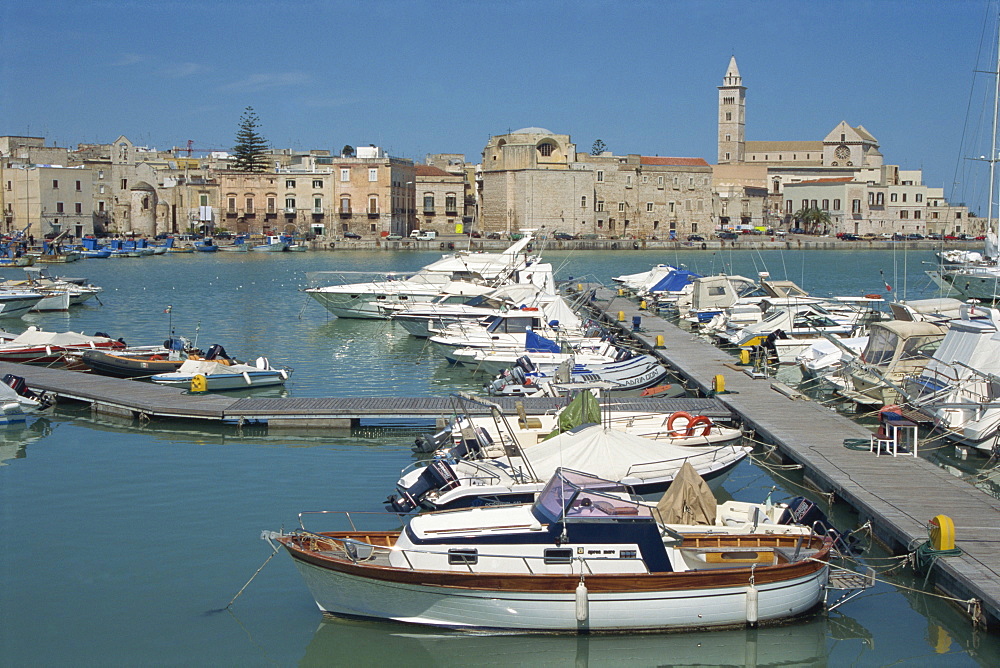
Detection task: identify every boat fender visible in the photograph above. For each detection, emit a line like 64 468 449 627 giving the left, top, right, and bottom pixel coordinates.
242 371 252 385
687 415 713 437
328 242 336 249
575 579 589 622
666 411 693 437
745 579 759 626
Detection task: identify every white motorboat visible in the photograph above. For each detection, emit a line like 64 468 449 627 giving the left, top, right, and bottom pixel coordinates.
908 303 1000 450
250 235 289 252
149 356 290 390
485 353 671 396
0 290 46 318
387 423 750 512
272 467 834 633
0 327 125 365
305 231 539 319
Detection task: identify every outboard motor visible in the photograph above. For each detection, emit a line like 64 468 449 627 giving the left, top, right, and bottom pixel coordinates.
509 366 527 386
778 496 863 555
93 331 110 339
412 426 453 454
384 460 460 513
204 344 231 361
516 356 536 373
3 374 50 409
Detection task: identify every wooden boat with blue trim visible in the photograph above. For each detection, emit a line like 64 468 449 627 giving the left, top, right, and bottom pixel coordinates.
271 468 832 633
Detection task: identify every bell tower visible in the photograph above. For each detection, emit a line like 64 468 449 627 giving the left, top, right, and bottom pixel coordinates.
718 56 746 164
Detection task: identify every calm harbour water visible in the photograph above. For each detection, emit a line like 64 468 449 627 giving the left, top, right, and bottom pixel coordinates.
1 247 998 666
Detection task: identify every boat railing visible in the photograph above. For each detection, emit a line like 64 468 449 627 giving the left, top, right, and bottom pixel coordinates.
297 509 405 533
624 444 745 478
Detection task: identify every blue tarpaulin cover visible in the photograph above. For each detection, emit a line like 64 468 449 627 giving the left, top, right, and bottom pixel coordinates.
649 269 702 294
525 329 560 353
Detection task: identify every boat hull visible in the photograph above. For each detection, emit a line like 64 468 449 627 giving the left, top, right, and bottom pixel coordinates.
281 534 828 632
149 370 287 390
80 350 186 378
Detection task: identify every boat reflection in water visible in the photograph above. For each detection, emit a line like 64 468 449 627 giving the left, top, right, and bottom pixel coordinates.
299 614 873 668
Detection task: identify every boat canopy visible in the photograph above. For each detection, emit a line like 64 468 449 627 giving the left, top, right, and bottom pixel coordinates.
525 330 560 354
648 269 702 294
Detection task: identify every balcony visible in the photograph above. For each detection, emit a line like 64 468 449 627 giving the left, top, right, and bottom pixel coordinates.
226 211 238 218
445 210 458 217
244 212 256 219
339 210 352 219
284 207 296 215
367 210 380 219
312 209 324 216
423 210 436 216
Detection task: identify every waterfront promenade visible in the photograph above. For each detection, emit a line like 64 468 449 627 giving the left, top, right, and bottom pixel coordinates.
586 287 1000 629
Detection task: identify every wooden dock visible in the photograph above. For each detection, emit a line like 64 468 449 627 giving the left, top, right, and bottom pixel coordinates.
585 287 1000 629
0 362 730 428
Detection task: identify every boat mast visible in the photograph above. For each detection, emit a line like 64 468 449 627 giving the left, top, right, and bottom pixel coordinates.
991 12 1000 238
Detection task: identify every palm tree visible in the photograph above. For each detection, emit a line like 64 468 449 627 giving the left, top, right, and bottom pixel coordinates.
793 207 832 234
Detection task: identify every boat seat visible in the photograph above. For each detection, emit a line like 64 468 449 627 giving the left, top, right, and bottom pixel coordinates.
592 500 640 516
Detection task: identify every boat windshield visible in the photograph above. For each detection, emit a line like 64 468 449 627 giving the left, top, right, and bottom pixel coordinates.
864 328 900 366
532 468 648 523
487 315 540 334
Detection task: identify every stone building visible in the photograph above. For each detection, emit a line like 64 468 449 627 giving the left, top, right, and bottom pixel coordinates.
217 145 414 239
1 162 94 239
414 164 465 236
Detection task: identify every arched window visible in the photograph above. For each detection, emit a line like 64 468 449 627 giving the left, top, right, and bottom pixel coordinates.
340 196 351 214
423 194 435 213
538 143 554 157
581 195 587 208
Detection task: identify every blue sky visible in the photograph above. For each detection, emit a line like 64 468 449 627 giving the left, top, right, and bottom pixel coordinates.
3 0 999 214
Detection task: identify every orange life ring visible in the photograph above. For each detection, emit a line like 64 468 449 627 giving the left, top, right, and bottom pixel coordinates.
148 354 164 361
686 415 713 437
864 293 881 299
666 411 693 436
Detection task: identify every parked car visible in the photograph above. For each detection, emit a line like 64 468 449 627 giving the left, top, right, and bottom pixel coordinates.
687 234 705 242
470 231 481 238
486 232 503 239
975 235 987 240
343 232 362 240
553 232 576 240
385 234 403 241
717 231 738 240
905 233 924 240
943 235 959 241
927 233 942 240
840 233 860 241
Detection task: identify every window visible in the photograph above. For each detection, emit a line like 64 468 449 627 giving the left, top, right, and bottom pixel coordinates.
618 202 625 212
285 198 296 210
916 193 923 203
672 176 679 187
833 199 841 210
340 196 350 213
596 200 604 212
228 197 237 212
99 185 105 194
642 175 648 184
445 194 457 213
312 179 323 189
246 197 254 213
869 192 875 206
657 176 663 186
267 196 276 213
56 202 64 213
822 199 829 210
596 170 604 182
957 212 963 219
725 133 731 141
890 193 898 203
785 200 792 214
121 179 128 190
801 200 808 211
340 168 350 182
98 201 105 212
368 195 378 214
75 203 82 214
75 180 81 191
314 197 323 213
646 202 654 212
902 193 907 203
725 152 731 160
98 170 104 179
423 194 435 213
285 179 296 188
725 112 732 121
580 195 587 208
625 175 632 187
447 548 478 565
200 194 209 207
914 210 921 219
852 199 862 213
52 180 59 189
544 548 574 565
669 202 675 214
810 199 817 209
4 181 9 191
369 168 378 182
538 143 554 157
900 210 909 219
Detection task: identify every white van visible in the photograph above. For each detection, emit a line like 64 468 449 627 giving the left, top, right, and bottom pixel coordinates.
409 230 437 240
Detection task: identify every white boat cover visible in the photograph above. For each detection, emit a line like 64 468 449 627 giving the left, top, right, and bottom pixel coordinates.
173 359 256 376
6 326 113 347
520 424 732 481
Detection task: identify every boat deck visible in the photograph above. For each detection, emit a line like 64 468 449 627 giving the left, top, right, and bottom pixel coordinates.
584 287 1000 629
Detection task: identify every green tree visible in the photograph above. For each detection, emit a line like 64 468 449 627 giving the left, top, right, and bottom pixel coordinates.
231 106 270 172
591 139 607 156
793 206 832 233
342 145 355 158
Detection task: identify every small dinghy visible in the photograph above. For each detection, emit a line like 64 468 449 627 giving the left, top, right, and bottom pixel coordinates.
149 346 290 390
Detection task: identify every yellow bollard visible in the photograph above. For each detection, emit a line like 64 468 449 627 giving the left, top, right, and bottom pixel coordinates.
639 300 647 310
739 349 750 365
929 515 955 551
577 283 583 292
655 335 665 348
190 374 207 393
617 288 624 296
713 374 726 394
617 310 626 322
